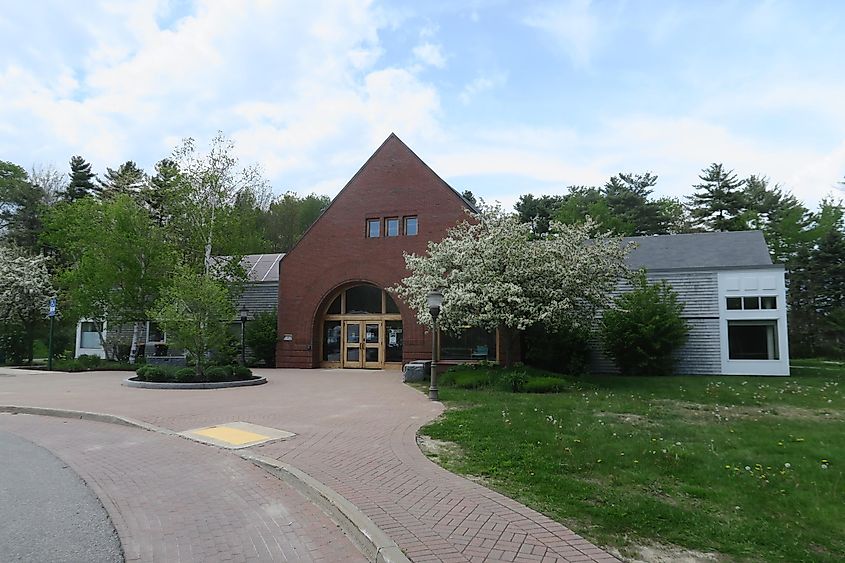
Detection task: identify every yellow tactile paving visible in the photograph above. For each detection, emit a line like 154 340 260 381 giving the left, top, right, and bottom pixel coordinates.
192 426 270 446
180 421 296 449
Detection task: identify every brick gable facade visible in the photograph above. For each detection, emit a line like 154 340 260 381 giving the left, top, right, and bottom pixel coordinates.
276 134 473 368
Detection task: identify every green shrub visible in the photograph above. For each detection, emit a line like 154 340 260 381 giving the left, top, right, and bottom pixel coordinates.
174 367 197 383
134 364 149 380
453 371 492 389
233 365 252 379
205 365 233 382
143 366 169 382
500 370 528 392
601 270 689 376
523 376 566 393
58 359 85 372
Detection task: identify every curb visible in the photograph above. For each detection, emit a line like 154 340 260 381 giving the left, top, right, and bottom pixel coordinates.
0 405 409 563
242 453 410 563
122 376 267 390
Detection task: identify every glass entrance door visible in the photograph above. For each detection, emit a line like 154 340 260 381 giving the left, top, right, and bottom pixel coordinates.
342 321 383 368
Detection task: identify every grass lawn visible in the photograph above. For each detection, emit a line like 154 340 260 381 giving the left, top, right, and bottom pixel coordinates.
419 359 844 562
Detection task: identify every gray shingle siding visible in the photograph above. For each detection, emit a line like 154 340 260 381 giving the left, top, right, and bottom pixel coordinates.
236 282 278 318
591 271 721 374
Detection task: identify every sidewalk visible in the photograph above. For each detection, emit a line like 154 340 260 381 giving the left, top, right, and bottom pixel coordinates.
0 367 618 562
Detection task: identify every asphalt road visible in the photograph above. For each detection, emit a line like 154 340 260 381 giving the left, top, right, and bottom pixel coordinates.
0 429 123 563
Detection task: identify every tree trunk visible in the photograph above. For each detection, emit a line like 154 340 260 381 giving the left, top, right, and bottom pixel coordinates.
95 320 114 361
128 322 140 365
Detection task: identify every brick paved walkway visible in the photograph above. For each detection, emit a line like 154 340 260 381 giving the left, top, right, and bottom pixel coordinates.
0 368 618 562
0 413 364 563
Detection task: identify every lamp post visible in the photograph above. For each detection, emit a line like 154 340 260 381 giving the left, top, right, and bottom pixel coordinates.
239 307 249 366
427 290 443 401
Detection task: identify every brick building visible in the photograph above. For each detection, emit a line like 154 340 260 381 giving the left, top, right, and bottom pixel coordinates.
275 134 481 369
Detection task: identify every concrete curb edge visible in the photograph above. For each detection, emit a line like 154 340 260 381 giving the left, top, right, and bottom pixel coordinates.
0 405 410 563
242 453 410 563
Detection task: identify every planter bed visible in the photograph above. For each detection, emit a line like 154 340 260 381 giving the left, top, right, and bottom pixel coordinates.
123 376 267 389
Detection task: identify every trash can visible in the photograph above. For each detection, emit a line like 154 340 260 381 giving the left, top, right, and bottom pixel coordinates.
403 360 431 382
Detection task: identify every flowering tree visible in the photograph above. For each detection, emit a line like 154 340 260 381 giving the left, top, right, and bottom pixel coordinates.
393 205 631 366
0 245 54 364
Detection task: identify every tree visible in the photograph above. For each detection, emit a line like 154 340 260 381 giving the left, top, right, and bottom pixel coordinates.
0 245 54 364
742 176 813 264
64 156 97 202
687 163 746 231
515 194 565 236
150 267 236 377
245 310 277 366
98 161 146 201
263 192 330 252
393 205 630 366
42 195 175 361
168 132 269 273
461 190 478 206
600 271 689 375
1 161 44 249
142 158 183 227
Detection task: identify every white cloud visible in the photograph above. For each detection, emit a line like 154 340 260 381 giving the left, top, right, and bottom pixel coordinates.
413 42 446 68
459 72 506 104
523 0 599 67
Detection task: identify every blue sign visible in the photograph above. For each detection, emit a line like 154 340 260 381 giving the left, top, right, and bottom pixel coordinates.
48 297 57 317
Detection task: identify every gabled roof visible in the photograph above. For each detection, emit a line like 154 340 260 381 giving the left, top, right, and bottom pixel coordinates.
624 231 775 271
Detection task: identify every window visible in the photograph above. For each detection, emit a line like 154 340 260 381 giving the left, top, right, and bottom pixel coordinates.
323 321 341 361
345 285 383 314
80 322 100 349
440 327 497 361
404 216 418 236
386 217 399 237
725 296 776 310
147 322 165 343
728 320 779 360
366 219 380 238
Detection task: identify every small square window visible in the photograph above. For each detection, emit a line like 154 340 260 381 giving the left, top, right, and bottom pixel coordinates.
366 219 380 238
761 296 777 309
743 297 760 310
404 216 418 236
386 217 399 237
726 297 742 310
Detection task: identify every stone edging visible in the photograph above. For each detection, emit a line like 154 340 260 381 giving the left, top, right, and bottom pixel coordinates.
0 405 409 563
122 377 267 389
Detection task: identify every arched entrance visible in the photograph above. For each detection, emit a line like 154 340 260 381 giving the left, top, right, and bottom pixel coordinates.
319 284 403 369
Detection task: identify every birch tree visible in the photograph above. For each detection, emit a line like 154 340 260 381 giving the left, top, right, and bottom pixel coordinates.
393 205 631 366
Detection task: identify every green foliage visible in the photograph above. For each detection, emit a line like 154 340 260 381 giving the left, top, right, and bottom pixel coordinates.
204 365 232 382
686 163 746 231
500 369 528 392
64 156 97 202
233 365 252 379
452 371 494 389
143 366 169 382
245 311 277 366
55 359 85 372
98 160 146 201
523 376 567 393
149 267 235 378
76 354 101 370
524 323 591 375
174 367 197 383
263 191 330 252
601 271 689 376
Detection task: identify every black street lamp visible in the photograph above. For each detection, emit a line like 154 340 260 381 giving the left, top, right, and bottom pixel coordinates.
427 289 443 401
239 307 249 366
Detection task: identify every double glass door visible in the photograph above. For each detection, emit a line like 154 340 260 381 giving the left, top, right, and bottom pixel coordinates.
343 320 382 368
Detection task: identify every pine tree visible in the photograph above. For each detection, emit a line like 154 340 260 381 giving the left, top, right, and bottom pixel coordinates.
98 160 146 200
603 172 669 235
687 163 746 231
64 156 97 202
742 175 813 264
142 159 182 226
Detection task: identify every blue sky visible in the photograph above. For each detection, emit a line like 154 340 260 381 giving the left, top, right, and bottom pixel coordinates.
2 1 844 210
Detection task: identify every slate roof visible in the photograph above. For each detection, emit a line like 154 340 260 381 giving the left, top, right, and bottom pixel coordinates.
623 231 775 271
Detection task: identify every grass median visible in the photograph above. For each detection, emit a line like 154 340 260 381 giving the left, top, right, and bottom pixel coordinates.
419 359 844 561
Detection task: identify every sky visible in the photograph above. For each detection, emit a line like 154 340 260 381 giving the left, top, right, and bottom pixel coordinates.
2 0 844 211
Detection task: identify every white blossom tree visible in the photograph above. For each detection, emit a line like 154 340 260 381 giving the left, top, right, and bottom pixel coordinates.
0 245 54 364
393 205 631 366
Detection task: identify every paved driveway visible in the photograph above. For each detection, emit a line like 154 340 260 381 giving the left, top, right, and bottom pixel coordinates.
0 368 616 562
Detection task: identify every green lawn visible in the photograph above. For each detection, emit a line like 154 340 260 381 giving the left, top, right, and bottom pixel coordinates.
419 359 844 562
